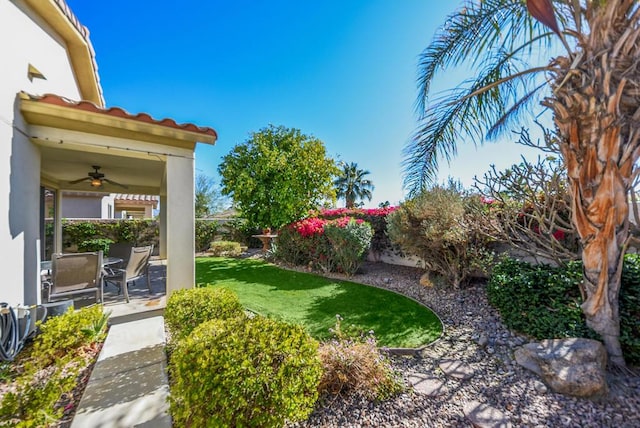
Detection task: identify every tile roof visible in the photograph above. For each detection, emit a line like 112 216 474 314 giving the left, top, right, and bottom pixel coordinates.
53 0 89 41
114 194 159 205
51 0 104 105
25 93 218 138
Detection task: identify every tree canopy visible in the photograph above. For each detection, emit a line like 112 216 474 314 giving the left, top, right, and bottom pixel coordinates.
195 173 226 218
218 125 338 229
334 162 374 208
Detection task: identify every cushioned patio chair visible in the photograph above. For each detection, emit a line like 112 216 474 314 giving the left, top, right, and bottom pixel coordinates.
107 241 134 269
44 251 103 303
104 245 153 303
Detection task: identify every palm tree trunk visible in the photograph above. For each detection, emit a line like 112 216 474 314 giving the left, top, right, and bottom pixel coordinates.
557 120 631 369
543 0 640 370
578 198 627 368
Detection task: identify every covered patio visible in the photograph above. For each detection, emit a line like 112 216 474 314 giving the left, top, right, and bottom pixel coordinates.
20 92 217 304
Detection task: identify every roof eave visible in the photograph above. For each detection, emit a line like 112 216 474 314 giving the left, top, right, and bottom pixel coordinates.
24 0 104 106
20 93 217 148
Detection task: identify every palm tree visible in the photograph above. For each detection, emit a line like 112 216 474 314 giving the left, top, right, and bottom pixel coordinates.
405 0 640 369
334 162 374 208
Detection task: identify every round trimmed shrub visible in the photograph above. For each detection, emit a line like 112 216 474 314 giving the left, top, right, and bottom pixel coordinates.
208 240 243 257
169 316 322 427
164 287 244 341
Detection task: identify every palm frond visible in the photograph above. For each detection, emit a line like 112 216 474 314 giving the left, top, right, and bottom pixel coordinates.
416 0 548 114
486 80 548 139
405 52 548 194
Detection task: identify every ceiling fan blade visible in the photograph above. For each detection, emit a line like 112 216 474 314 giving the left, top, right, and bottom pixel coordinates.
68 177 91 184
103 178 129 189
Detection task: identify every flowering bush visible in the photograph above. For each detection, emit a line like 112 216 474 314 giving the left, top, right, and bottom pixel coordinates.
275 216 373 274
475 150 580 264
324 219 372 276
315 207 397 218
293 217 328 238
276 219 333 270
314 207 396 257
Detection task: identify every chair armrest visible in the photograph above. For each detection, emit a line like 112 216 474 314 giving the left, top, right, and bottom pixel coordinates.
104 267 125 278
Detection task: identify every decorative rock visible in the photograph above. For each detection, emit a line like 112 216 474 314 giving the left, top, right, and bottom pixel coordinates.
533 380 548 394
477 334 488 347
419 272 433 287
439 359 475 380
463 400 512 428
407 373 446 397
514 338 608 398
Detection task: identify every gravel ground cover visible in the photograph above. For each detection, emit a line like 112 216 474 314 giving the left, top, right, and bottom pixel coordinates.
289 261 640 428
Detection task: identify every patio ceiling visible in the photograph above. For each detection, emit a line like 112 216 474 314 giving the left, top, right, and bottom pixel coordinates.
40 147 164 194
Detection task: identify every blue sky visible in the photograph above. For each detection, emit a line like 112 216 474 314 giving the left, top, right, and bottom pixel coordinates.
66 0 539 207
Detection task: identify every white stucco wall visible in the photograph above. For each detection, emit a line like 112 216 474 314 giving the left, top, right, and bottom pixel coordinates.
102 194 115 219
0 0 82 305
62 195 103 218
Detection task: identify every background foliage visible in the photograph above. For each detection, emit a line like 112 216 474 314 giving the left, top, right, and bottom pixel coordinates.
386 183 493 287
334 161 374 208
474 128 580 265
47 219 223 254
218 125 339 229
487 256 640 365
195 173 227 218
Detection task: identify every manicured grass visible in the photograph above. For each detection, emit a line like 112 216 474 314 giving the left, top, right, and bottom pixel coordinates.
195 257 442 348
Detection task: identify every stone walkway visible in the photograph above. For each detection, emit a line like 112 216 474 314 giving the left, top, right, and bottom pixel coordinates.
71 260 171 428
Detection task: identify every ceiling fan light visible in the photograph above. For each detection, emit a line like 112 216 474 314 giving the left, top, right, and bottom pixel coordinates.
90 178 102 187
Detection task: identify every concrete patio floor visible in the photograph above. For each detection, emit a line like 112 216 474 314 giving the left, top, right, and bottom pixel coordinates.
71 259 171 428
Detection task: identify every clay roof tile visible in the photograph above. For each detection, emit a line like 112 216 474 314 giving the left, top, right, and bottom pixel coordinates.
26 93 218 139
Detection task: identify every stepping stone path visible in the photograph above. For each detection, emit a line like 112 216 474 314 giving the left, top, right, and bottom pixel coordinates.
407 372 446 397
439 359 475 380
463 400 512 428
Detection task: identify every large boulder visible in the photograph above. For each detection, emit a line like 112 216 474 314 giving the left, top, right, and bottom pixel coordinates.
514 338 608 398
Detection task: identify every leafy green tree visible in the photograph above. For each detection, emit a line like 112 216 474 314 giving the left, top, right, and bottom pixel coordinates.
334 162 374 208
218 125 338 229
195 173 225 218
405 0 640 368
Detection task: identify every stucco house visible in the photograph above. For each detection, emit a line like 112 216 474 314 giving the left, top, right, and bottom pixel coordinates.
1 0 217 306
46 191 159 219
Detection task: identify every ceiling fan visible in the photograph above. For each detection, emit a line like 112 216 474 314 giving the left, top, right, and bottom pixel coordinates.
68 165 128 189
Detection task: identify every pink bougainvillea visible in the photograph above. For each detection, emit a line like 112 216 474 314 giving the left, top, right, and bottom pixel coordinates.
292 217 328 238
480 196 495 205
317 207 397 218
530 224 566 241
290 216 367 238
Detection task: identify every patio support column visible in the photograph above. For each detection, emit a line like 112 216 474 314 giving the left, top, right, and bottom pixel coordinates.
54 189 62 254
165 155 195 295
159 195 167 259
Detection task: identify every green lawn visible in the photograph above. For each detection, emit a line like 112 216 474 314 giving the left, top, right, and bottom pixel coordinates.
195 257 442 348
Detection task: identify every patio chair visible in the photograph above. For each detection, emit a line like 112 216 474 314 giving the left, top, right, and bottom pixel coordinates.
44 251 103 303
107 241 134 269
104 245 153 303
